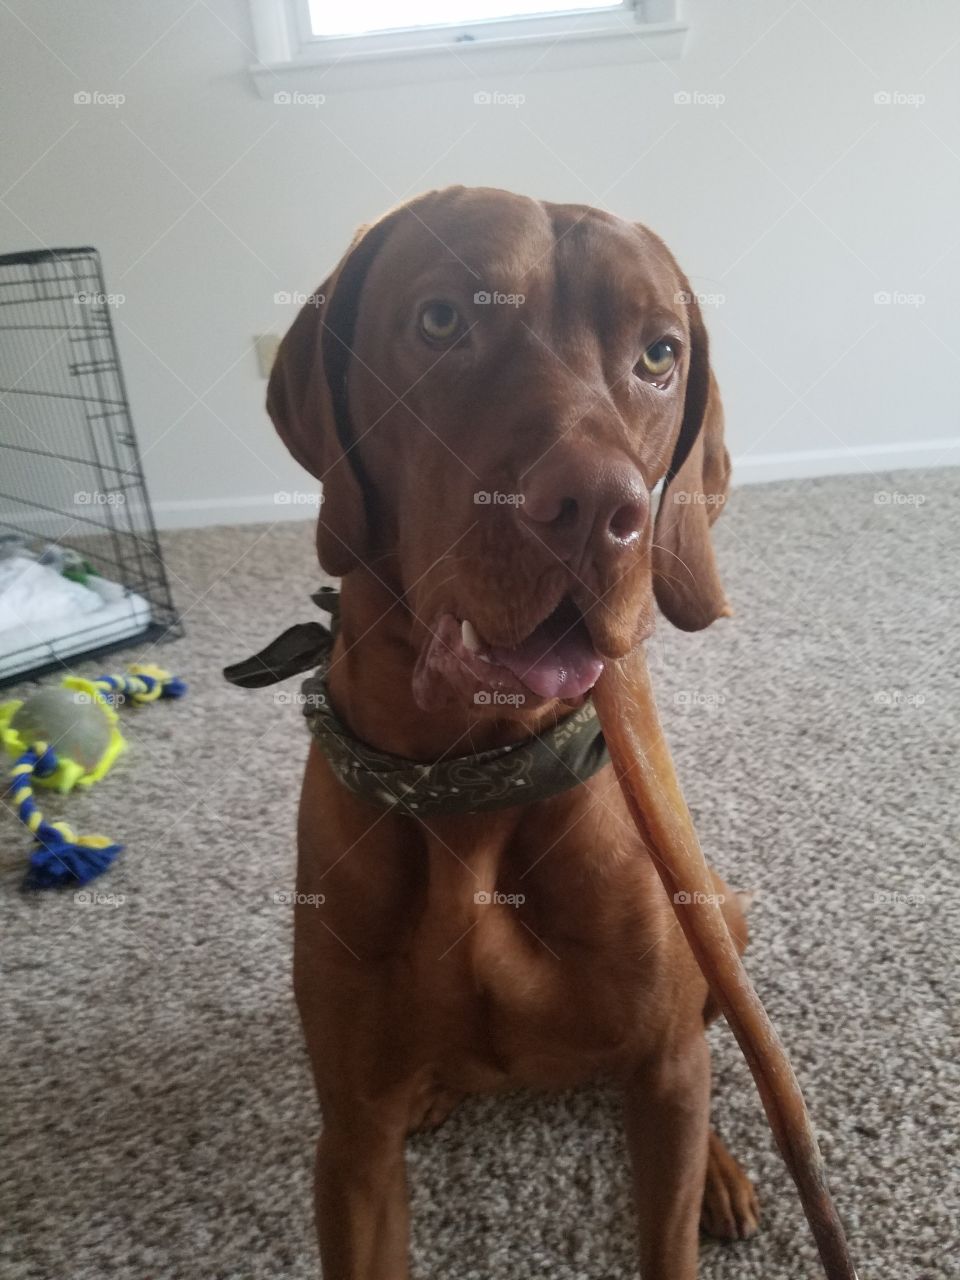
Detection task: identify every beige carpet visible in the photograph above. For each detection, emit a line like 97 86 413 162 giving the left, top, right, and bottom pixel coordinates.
1 468 958 1279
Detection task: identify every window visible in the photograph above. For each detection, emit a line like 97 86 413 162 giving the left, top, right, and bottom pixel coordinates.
248 0 686 94
307 1 628 40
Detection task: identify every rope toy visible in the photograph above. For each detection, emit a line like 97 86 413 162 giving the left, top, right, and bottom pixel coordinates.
1 665 186 891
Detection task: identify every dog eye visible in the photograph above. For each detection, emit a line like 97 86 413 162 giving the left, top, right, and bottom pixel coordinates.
419 301 461 343
637 339 676 382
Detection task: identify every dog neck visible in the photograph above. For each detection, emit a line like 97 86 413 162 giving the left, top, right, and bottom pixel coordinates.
324 567 570 763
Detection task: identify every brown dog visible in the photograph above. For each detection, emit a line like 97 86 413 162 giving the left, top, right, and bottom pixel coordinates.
268 186 755 1279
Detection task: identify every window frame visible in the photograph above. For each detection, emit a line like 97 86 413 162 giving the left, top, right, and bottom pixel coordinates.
248 0 686 95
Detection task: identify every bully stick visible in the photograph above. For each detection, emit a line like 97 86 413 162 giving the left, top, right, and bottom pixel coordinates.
593 650 857 1280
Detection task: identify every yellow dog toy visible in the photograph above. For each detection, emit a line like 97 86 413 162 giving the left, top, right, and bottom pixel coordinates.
1 665 186 890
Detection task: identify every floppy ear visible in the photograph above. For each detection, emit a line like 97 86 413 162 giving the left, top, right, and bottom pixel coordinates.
266 211 405 577
652 288 732 632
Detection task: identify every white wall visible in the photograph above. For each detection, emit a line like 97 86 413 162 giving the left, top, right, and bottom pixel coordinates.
2 0 959 528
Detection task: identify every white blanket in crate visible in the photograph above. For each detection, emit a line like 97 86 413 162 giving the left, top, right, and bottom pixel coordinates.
0 555 152 680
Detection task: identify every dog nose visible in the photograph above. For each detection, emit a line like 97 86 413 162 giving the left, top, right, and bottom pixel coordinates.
518 453 648 563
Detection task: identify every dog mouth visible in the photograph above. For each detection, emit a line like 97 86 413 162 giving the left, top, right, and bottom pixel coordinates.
414 594 606 710
464 596 605 700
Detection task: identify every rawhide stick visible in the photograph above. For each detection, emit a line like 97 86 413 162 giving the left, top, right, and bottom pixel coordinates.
593 651 857 1280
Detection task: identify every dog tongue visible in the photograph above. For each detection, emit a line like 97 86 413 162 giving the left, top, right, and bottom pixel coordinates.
488 603 604 700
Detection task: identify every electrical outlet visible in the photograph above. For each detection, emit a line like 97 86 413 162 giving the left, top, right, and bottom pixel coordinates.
254 334 281 379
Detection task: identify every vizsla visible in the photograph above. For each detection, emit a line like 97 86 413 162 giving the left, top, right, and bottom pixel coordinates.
267 186 756 1279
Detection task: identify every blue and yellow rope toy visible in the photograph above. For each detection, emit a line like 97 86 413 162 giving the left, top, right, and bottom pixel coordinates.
1 665 186 890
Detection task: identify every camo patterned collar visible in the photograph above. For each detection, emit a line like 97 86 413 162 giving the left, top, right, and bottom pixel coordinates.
224 588 610 818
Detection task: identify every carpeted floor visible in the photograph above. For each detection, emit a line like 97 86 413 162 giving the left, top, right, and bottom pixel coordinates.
1 468 958 1280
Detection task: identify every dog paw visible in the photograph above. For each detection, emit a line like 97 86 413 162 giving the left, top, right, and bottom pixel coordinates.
408 1087 463 1134
700 1130 760 1241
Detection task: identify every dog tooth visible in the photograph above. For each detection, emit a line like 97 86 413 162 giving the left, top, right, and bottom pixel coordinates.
461 619 482 653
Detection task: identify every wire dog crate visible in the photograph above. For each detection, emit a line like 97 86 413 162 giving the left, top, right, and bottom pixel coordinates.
0 246 181 686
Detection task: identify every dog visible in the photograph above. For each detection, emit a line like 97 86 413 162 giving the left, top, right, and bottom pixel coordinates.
267 185 755 1279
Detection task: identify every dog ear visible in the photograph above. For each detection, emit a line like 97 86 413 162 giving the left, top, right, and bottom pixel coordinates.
266 212 404 577
652 287 732 631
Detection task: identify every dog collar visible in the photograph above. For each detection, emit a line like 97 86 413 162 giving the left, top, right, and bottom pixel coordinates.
223 588 610 817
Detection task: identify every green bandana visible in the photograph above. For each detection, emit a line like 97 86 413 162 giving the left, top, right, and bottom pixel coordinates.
224 588 610 818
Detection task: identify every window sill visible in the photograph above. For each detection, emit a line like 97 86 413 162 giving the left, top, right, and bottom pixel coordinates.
248 19 688 98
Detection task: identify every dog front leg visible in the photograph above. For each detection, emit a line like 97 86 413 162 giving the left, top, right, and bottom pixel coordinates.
315 1106 410 1280
623 1035 711 1280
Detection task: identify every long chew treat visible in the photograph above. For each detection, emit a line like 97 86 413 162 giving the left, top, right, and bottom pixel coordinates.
594 651 857 1280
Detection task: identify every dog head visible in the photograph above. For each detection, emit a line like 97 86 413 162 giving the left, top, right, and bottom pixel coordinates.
268 187 730 716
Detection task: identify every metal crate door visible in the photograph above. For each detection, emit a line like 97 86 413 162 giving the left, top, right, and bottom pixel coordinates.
0 246 181 684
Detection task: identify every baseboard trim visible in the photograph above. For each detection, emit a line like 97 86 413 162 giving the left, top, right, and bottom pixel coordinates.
733 438 960 484
146 439 960 529
151 492 323 529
